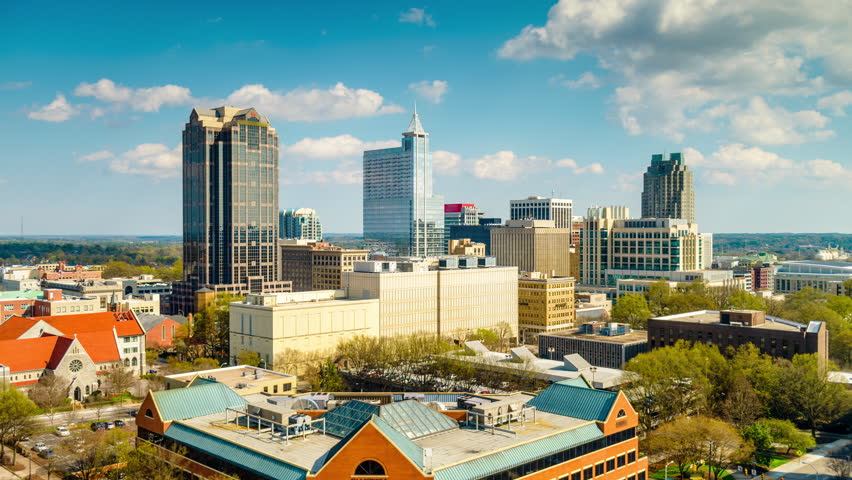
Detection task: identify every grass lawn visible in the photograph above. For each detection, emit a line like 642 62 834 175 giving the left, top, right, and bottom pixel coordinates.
650 466 735 480
765 456 792 469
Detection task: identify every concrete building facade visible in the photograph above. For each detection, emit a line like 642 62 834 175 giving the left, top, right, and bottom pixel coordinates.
447 238 486 256
540 323 649 369
343 260 519 338
581 206 630 287
774 261 852 295
518 272 576 343
229 290 380 366
443 203 482 239
511 196 574 230
491 220 571 278
280 241 369 292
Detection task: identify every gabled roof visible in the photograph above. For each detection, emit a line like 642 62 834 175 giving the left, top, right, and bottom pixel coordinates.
74 331 121 363
0 335 73 372
314 415 425 474
319 399 458 440
136 313 187 332
152 382 246 422
319 400 379 438
527 383 618 422
556 376 592 389
165 422 306 480
37 311 144 337
0 316 40 340
433 423 604 480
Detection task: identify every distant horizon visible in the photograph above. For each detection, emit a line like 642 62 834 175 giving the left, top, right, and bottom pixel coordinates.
2 232 852 239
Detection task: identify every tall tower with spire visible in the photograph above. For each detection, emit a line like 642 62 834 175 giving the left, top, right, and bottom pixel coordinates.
363 109 445 256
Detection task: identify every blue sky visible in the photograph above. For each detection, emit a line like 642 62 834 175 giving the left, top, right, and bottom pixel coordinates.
2 1 850 235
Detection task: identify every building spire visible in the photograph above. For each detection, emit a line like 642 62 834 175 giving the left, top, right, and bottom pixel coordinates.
404 103 427 136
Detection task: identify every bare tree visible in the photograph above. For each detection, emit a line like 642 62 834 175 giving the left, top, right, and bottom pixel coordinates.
828 457 852 480
106 368 138 405
28 375 70 425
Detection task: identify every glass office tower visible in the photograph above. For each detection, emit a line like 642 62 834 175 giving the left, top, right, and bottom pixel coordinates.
363 111 445 256
641 152 695 223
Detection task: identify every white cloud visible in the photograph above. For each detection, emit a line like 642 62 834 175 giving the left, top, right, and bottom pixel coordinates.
499 0 851 141
611 171 642 192
284 135 397 159
702 170 737 185
729 97 833 145
470 151 537 181
79 150 114 162
226 82 404 122
805 159 852 182
817 90 852 116
1 81 31 90
553 72 601 89
0 179 8 184
28 94 77 122
399 7 435 27
282 159 362 185
432 150 461 174
81 144 181 179
556 158 604 174
408 80 448 104
74 79 193 112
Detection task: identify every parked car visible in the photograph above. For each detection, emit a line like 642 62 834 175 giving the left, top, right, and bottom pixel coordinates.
32 442 48 453
129 409 138 418
148 368 157 374
55 426 71 437
38 449 56 459
91 422 105 431
114 420 125 428
104 421 115 430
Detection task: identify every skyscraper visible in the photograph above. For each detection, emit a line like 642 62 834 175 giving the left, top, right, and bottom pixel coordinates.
363 110 444 256
641 152 695 222
279 208 323 241
172 106 290 314
510 196 573 229
444 203 482 239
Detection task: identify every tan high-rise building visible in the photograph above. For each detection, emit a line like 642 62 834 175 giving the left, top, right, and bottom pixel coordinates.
581 206 630 286
491 220 571 277
641 152 695 222
518 272 575 343
343 260 518 338
280 241 368 292
448 238 486 256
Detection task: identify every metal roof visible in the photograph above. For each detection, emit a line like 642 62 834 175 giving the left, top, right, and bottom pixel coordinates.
556 377 592 389
372 416 424 469
433 423 604 480
319 400 379 438
527 384 617 422
165 422 307 480
153 382 246 421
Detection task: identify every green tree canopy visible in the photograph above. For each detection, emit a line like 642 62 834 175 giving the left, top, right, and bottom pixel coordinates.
612 294 653 329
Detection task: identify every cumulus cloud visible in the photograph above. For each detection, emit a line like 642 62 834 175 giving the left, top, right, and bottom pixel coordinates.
611 171 642 192
729 97 833 145
74 79 193 112
80 144 181 179
408 80 448 103
1 81 31 90
432 150 461 174
817 90 852 116
28 94 77 122
226 83 404 122
556 158 604 174
552 72 601 89
284 135 397 159
686 144 852 185
500 0 851 141
399 7 435 27
283 159 363 185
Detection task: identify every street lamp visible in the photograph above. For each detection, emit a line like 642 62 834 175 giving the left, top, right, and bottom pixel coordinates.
801 460 820 480
547 347 555 360
590 366 598 388
665 460 674 480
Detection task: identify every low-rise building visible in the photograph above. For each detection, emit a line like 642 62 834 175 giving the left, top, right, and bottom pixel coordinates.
491 219 572 278
576 292 613 323
229 290 380 367
648 309 828 360
32 288 103 316
539 322 649 369
518 272 575 343
137 313 187 349
447 238 486 256
135 378 646 480
38 261 103 281
343 260 518 338
615 270 747 297
774 261 852 295
116 293 161 315
280 240 369 292
164 365 297 396
0 290 42 322
0 311 146 399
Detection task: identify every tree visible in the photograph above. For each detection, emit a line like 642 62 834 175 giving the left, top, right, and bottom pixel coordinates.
728 290 768 311
770 354 852 436
60 429 132 480
318 360 345 391
123 441 188 480
828 456 852 480
742 421 774 464
28 375 70 425
843 279 852 298
719 375 764 427
237 350 261 367
703 418 752 480
106 368 138 402
763 418 815 455
647 279 673 316
0 386 38 464
647 416 710 479
612 294 653 329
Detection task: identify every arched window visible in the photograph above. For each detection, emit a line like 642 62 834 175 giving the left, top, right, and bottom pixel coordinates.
85 386 90 395
617 409 627 418
124 358 130 367
132 357 138 367
354 460 385 476
145 409 154 419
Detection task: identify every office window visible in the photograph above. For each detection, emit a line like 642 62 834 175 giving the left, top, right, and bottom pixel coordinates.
585 467 594 480
572 472 581 480
595 463 605 476
618 455 626 468
628 451 636 463
606 459 616 471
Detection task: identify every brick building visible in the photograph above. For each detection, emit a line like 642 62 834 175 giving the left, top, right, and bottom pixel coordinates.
540 322 649 369
648 310 828 360
135 379 647 480
137 313 187 349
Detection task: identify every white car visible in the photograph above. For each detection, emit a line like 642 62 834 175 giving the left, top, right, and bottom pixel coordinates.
32 442 48 453
55 426 71 437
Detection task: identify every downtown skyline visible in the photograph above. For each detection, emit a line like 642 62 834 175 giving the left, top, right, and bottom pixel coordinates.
2 1 851 235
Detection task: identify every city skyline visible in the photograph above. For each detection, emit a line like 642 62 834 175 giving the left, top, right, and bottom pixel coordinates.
2 1 852 235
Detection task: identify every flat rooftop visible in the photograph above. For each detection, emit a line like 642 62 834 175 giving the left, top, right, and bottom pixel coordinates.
543 329 648 344
652 311 803 332
166 366 295 389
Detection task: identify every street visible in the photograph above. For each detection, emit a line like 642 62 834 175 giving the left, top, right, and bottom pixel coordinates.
766 439 851 480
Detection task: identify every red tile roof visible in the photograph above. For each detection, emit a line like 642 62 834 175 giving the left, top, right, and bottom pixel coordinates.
75 331 121 364
0 335 72 372
37 311 144 337
0 316 39 340
12 379 40 387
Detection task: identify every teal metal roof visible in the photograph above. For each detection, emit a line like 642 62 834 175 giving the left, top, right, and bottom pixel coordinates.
556 376 592 389
0 290 43 300
153 382 246 421
372 415 424 469
319 400 379 438
527 384 617 422
186 375 218 388
433 423 604 480
379 400 458 440
165 422 306 480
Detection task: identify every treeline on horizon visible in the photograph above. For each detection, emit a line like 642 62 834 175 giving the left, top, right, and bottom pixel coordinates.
714 233 852 257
